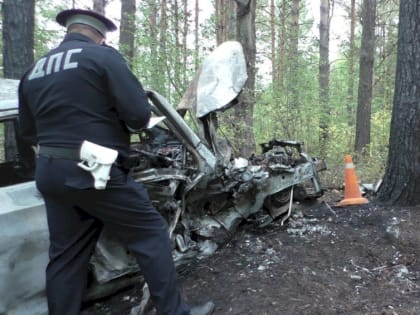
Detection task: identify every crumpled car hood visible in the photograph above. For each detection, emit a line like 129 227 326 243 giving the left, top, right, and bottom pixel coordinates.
178 41 247 117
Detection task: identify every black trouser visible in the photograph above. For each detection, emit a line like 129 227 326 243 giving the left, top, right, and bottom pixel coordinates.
35 155 190 315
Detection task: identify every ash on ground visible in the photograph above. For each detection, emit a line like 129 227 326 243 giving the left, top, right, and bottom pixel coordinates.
82 193 420 315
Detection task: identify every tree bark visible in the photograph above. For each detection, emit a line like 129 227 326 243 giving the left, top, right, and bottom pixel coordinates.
2 0 35 161
214 0 236 42
376 0 420 206
146 0 162 91
160 0 169 97
227 1 237 40
287 0 300 139
355 0 376 154
119 0 136 68
173 0 181 91
93 0 107 14
270 0 277 85
277 0 286 92
194 0 199 71
215 0 224 44
2 0 34 79
234 0 256 157
347 0 356 126
182 0 188 87
319 0 330 154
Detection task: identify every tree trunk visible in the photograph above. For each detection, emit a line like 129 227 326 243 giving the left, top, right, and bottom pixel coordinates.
147 0 162 91
119 0 136 68
227 1 237 40
347 0 356 127
234 0 256 157
216 1 238 147
214 0 236 42
355 0 376 154
376 0 420 206
93 0 107 14
160 0 169 97
215 0 224 44
318 0 330 154
270 0 277 85
2 0 34 78
287 0 300 139
173 0 181 92
2 0 34 161
182 0 188 87
277 0 286 92
194 0 199 71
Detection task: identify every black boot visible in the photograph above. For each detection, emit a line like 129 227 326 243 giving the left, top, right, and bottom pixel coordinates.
189 301 215 315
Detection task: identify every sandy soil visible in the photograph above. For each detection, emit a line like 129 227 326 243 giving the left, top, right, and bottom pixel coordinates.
82 192 420 315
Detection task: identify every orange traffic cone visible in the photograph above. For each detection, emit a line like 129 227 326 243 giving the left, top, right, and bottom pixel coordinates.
337 155 369 207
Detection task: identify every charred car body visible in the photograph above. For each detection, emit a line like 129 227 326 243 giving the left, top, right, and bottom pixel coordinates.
0 42 326 315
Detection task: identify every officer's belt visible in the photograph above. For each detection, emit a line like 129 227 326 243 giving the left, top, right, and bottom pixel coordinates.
38 146 134 169
39 146 80 160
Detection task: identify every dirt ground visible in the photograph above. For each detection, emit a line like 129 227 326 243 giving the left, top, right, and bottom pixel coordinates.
81 191 420 315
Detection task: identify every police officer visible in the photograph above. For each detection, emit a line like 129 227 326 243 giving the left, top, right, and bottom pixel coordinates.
18 8 214 315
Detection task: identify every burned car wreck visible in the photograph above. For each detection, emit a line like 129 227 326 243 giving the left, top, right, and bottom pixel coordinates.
0 41 326 315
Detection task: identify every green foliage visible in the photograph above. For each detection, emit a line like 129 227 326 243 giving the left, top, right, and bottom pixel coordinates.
19 1 397 189
254 12 395 189
265 0 396 187
34 1 66 58
132 1 201 108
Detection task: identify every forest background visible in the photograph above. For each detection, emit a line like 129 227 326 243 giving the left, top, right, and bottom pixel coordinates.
0 0 405 195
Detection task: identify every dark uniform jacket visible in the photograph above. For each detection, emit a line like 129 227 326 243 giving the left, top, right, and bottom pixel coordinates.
18 32 151 158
